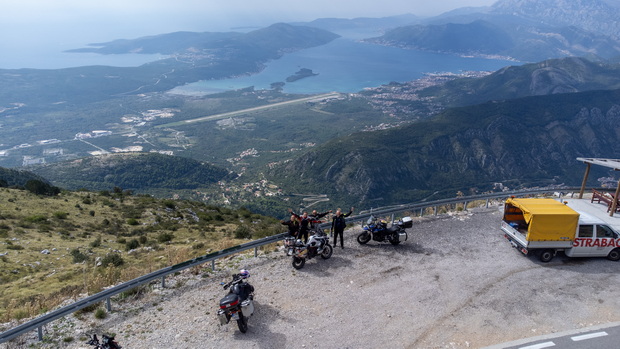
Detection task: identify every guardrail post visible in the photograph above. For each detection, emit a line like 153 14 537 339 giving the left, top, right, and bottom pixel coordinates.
161 276 166 288
434 206 438 216
485 199 490 208
464 201 469 211
419 208 423 217
38 326 42 341
254 247 258 257
106 297 111 312
211 260 216 271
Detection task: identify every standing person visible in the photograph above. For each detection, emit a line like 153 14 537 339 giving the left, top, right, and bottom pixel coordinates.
289 209 311 243
331 207 354 249
309 209 332 234
280 214 300 238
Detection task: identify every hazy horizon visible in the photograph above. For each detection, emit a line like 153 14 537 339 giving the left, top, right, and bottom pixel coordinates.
0 0 498 69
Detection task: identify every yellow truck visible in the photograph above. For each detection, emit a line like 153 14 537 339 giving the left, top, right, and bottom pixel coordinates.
501 197 620 262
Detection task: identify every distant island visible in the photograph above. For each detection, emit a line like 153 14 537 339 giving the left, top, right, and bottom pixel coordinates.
286 68 318 82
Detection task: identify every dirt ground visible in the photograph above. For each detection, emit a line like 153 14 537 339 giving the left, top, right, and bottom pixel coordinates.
4 205 620 349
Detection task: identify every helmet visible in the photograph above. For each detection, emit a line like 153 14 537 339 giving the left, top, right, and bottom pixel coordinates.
239 269 250 279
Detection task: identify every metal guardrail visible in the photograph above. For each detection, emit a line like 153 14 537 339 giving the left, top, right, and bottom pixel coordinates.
0 187 580 344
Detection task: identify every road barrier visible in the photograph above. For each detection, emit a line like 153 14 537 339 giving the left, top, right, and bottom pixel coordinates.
0 187 580 344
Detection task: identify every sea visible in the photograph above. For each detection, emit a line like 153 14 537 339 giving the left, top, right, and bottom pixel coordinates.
169 37 519 95
0 34 518 95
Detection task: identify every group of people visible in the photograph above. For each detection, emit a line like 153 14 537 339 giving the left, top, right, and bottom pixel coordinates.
280 207 354 248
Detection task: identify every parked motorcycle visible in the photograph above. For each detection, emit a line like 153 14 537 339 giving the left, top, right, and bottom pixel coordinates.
85 334 122 349
217 269 255 333
291 230 333 269
357 215 412 245
284 219 327 256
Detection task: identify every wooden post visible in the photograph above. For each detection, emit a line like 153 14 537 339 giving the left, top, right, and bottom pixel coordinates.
611 179 620 217
579 162 591 199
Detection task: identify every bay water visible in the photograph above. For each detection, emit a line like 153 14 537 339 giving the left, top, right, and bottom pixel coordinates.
170 37 519 95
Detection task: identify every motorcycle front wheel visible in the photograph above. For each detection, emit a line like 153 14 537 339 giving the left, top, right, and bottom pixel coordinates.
320 244 333 259
357 232 371 244
292 256 306 269
237 315 248 333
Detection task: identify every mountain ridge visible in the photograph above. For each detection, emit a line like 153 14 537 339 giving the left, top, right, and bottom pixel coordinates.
367 0 620 61
269 88 620 205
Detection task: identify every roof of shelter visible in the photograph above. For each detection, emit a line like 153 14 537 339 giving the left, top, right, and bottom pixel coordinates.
577 157 620 170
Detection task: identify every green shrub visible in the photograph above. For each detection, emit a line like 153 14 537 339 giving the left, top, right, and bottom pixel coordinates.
70 249 89 263
125 239 140 251
126 218 139 226
101 253 124 267
90 236 102 248
25 214 48 223
53 211 69 219
157 232 174 243
94 308 107 319
234 225 253 239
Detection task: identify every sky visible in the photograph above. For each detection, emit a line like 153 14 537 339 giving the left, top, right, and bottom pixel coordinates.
2 0 498 38
0 0 498 69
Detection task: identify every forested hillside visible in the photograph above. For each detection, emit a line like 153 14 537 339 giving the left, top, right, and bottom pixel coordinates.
29 153 231 192
270 89 620 206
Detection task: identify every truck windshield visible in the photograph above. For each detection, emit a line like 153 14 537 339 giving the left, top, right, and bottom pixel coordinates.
596 225 616 238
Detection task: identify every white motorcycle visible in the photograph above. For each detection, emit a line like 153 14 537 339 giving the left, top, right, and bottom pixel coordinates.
291 231 333 269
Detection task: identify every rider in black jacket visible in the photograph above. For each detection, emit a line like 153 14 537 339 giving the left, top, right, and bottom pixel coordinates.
331 207 354 249
280 215 300 238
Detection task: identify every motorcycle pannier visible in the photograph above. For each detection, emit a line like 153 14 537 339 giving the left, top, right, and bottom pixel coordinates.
217 310 228 325
401 216 413 228
241 299 254 317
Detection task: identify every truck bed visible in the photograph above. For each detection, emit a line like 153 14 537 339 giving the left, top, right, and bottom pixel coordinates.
501 220 573 250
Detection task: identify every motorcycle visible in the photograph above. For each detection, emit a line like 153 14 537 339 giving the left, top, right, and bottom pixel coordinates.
217 271 255 333
283 219 327 256
85 334 122 349
291 229 333 269
357 215 412 245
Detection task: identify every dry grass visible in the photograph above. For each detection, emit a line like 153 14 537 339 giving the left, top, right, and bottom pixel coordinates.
0 188 282 322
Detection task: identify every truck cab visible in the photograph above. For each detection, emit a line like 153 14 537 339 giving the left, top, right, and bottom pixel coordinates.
566 212 620 258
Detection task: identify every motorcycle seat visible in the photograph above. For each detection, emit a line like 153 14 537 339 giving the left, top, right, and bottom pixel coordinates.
220 293 240 308
387 226 399 233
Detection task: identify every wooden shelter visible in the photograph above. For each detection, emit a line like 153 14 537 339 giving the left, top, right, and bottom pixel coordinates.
577 157 620 216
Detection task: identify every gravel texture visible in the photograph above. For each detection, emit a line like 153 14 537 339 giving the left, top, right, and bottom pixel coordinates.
4 205 620 349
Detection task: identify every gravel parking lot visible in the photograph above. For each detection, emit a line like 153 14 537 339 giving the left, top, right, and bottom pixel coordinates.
5 204 620 349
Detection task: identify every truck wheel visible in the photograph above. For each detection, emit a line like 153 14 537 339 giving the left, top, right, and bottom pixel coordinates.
538 249 555 263
607 248 620 261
